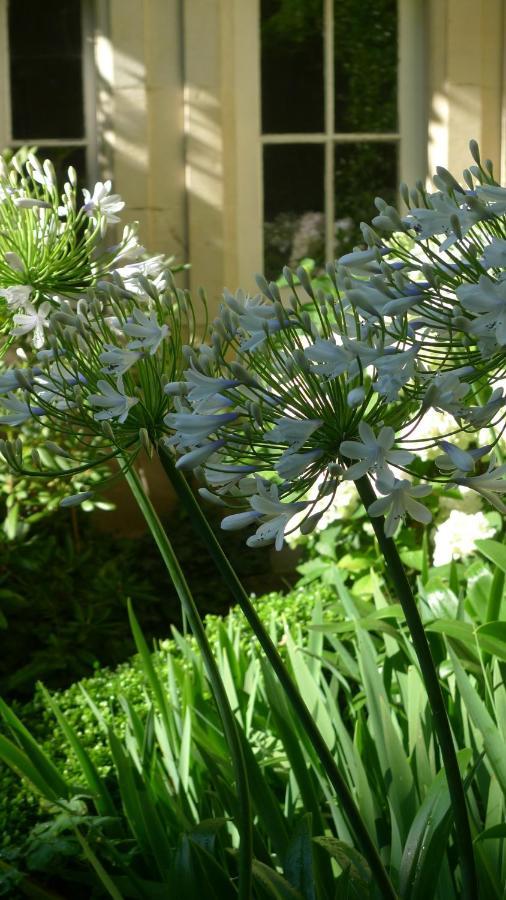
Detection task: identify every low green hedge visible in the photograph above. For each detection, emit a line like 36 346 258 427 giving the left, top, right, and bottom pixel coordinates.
0 582 333 852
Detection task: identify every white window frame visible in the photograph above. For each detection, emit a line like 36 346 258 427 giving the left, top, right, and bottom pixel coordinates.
0 0 98 183
231 0 427 290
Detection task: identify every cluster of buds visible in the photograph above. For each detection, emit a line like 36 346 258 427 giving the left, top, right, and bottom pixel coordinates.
0 150 171 353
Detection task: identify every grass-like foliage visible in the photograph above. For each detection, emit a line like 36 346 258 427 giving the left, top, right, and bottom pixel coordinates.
1 548 506 898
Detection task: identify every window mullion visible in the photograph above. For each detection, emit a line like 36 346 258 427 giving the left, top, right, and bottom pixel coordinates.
0 0 11 147
82 0 97 183
324 0 334 265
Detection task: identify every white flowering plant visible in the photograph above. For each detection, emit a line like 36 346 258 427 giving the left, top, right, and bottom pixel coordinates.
6 143 506 898
0 149 192 532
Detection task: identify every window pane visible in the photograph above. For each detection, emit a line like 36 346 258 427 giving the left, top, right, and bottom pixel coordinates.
334 142 397 257
263 144 324 280
334 0 397 133
37 145 87 191
261 0 324 134
9 0 84 139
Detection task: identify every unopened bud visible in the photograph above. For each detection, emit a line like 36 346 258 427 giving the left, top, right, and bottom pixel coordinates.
139 427 153 458
282 266 296 289
101 421 115 441
45 442 72 458
31 449 42 469
14 369 32 391
296 265 314 300
399 182 410 207
254 273 274 300
435 166 464 194
462 168 474 190
449 214 462 241
228 362 258 387
469 139 481 165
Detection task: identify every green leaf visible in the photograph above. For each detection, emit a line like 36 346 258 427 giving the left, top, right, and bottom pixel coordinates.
171 835 237 900
474 823 506 842
398 749 471 899
476 622 506 662
312 838 371 894
238 729 289 859
336 554 370 573
425 619 475 646
0 697 69 801
252 860 304 899
449 649 506 797
400 550 423 572
73 829 125 900
39 685 116 818
475 539 506 574
284 815 316 900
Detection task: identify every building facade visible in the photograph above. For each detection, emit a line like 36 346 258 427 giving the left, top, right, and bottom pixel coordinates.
1 0 504 310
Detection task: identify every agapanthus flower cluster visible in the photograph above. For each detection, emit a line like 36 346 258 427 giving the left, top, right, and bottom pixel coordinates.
3 142 506 546
0 150 169 352
162 274 430 543
165 142 506 547
0 270 199 503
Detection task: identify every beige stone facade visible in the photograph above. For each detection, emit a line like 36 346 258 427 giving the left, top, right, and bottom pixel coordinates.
2 0 504 306
94 0 505 310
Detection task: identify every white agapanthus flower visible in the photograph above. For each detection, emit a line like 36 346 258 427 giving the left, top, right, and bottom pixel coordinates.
0 394 43 426
481 238 506 270
286 477 359 544
82 180 125 224
456 276 506 345
12 302 51 348
453 456 506 513
88 378 139 424
123 307 169 355
165 411 238 448
368 476 432 537
222 479 308 551
433 510 496 566
0 284 33 310
221 288 284 349
268 417 323 450
99 344 141 376
340 422 414 480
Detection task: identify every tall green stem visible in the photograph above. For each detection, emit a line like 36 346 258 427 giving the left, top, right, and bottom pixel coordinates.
354 475 478 900
123 465 253 900
158 444 398 900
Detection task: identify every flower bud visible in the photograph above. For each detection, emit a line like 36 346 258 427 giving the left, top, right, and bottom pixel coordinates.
139 427 153 458
255 273 274 300
282 266 296 289
469 139 481 165
101 421 115 440
60 491 94 508
399 182 410 207
296 265 314 299
31 449 42 469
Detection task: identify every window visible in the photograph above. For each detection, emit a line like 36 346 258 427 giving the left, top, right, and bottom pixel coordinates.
261 0 400 280
0 0 97 184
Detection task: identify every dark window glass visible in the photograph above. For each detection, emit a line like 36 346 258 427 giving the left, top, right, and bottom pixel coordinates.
334 0 397 133
9 0 84 139
37 145 87 190
334 142 397 257
263 144 324 280
261 0 324 134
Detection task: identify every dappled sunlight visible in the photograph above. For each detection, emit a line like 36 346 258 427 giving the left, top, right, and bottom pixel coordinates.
184 83 223 213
